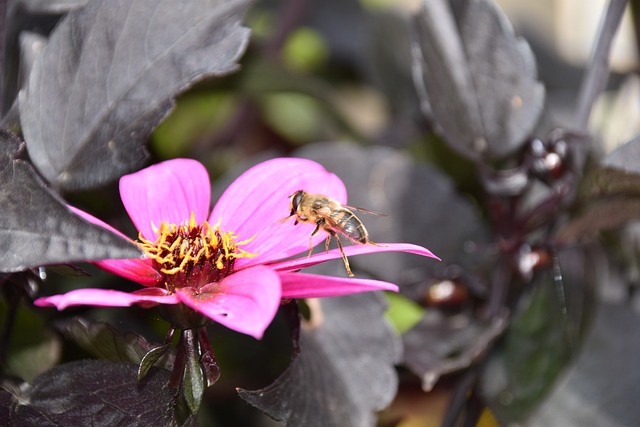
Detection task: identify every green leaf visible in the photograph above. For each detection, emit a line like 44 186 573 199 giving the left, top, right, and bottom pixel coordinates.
282 28 328 73
181 329 205 415
1 300 61 381
151 92 238 158
138 343 172 381
241 61 363 140
260 93 323 142
385 292 424 335
482 247 595 423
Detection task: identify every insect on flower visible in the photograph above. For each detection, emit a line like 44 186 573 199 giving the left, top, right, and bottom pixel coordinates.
284 190 383 277
35 158 439 339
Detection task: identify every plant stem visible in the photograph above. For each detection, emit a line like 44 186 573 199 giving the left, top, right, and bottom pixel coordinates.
0 0 7 108
573 0 629 131
441 364 481 427
197 328 220 387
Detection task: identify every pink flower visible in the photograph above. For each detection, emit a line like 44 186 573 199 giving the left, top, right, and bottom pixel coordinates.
35 158 438 338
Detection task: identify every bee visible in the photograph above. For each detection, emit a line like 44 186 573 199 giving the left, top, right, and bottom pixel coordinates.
284 190 381 277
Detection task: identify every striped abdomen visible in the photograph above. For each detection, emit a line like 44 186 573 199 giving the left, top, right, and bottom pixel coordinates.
331 209 368 244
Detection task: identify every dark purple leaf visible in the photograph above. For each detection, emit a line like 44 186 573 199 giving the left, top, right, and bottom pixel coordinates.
19 0 252 190
411 0 481 153
238 293 401 427
0 130 141 272
459 0 545 157
412 0 544 160
57 317 175 370
1 360 177 426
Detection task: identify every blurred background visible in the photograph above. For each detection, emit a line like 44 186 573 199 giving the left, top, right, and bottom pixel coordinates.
4 0 640 426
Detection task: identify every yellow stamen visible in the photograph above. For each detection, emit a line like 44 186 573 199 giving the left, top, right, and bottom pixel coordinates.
137 213 257 279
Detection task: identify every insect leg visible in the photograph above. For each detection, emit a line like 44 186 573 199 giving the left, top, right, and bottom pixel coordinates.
307 222 322 258
334 234 354 277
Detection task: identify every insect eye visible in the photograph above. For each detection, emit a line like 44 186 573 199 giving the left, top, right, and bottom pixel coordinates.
291 190 303 212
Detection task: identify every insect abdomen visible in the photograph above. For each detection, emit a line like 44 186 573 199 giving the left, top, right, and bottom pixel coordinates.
333 210 368 244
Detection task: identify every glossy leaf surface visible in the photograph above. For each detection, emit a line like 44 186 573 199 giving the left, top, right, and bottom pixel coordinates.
0 130 141 272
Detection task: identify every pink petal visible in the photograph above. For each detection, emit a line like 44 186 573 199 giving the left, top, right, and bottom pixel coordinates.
120 159 211 240
175 266 281 339
271 242 440 272
68 205 130 240
34 287 178 310
96 258 162 287
210 158 347 269
68 206 162 286
279 271 398 299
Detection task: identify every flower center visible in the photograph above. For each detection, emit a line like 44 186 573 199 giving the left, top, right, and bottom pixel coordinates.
137 213 256 291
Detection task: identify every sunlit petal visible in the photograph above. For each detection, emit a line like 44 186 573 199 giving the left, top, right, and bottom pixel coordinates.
279 271 398 298
34 288 178 310
211 158 347 269
175 266 281 339
67 206 161 285
120 158 211 240
271 242 440 272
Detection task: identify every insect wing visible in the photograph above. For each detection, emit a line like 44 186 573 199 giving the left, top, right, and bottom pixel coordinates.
344 205 387 217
